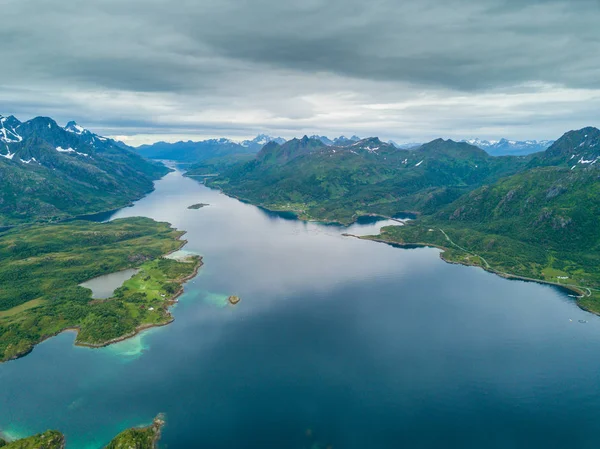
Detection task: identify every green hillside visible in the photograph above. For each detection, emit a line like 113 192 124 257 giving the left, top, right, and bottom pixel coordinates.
366 127 600 313
207 136 530 224
0 115 169 226
0 431 64 449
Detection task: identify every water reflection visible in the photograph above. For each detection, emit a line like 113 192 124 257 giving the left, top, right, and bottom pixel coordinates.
1 169 600 449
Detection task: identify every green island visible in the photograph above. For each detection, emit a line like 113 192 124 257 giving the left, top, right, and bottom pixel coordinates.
0 414 164 449
0 217 202 363
187 203 209 210
197 127 600 314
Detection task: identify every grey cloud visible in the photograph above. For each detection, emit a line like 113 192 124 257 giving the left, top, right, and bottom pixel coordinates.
1 0 599 141
3 0 600 92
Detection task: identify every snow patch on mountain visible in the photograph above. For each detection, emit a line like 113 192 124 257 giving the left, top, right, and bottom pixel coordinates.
64 121 88 135
462 138 555 155
56 146 90 157
0 115 23 143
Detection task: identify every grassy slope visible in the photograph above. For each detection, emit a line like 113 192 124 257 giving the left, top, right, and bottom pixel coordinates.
1 431 64 449
185 153 255 176
0 218 201 362
365 165 600 313
206 138 529 224
104 415 164 449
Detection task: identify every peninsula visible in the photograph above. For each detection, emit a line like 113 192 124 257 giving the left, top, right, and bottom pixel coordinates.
0 217 202 363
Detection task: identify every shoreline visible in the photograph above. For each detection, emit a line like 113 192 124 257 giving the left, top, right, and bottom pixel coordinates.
0 174 166 232
4 231 203 363
198 179 415 226
75 254 203 349
344 233 594 314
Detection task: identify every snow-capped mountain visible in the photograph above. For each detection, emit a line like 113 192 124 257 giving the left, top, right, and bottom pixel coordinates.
0 115 23 147
137 134 286 162
0 116 134 163
241 134 286 150
64 120 89 135
0 114 168 225
534 126 600 169
463 138 555 156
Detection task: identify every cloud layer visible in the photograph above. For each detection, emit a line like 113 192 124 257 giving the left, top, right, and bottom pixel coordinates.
2 0 600 144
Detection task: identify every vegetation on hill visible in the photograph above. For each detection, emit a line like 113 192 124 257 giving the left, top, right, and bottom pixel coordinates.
0 431 64 449
1 414 164 449
0 115 169 226
205 136 530 224
104 415 164 449
363 127 600 313
185 153 255 177
0 218 201 362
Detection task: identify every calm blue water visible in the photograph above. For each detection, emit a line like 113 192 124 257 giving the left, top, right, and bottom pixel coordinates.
2 169 600 448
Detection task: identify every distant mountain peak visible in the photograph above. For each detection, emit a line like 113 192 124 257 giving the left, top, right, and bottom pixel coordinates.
462 137 555 156
256 135 325 164
0 114 23 144
64 121 89 135
332 135 361 147
241 134 286 148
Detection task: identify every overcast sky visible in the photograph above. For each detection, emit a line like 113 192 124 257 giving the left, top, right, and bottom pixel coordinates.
2 0 599 145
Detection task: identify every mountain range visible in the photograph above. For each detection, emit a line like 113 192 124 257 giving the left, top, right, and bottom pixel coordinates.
0 115 168 226
361 126 600 313
135 134 286 163
200 135 531 224
462 138 555 156
136 132 554 163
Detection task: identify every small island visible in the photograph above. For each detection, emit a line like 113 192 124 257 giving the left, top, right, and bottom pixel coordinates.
0 414 165 449
187 203 210 210
105 414 165 449
228 295 241 305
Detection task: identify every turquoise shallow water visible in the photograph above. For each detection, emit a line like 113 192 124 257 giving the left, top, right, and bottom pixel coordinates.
2 169 600 448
